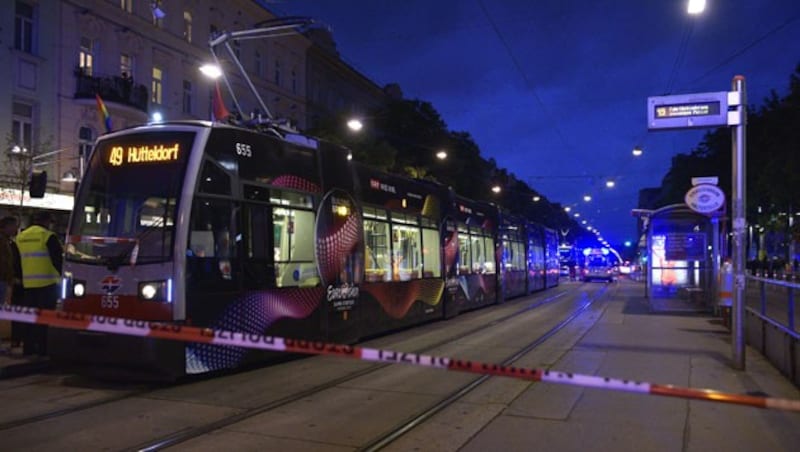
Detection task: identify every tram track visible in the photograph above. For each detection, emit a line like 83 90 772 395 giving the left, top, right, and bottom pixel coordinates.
0 286 569 436
361 283 611 451
0 283 608 450
127 283 611 451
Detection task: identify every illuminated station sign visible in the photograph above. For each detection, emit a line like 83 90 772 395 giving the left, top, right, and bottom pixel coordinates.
647 91 730 130
108 143 181 166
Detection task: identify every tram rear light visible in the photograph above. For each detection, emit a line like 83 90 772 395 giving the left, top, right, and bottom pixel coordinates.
139 280 170 302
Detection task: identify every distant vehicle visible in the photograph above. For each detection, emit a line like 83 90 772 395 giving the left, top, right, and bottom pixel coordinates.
558 245 579 280
582 248 614 283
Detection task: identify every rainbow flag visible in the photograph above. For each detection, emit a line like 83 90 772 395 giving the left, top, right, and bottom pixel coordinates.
212 81 230 121
95 93 112 133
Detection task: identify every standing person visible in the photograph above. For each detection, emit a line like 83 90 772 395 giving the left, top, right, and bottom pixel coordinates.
0 216 23 351
16 211 62 356
0 216 17 303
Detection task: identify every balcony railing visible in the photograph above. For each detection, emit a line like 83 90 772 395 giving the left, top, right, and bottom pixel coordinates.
74 69 149 113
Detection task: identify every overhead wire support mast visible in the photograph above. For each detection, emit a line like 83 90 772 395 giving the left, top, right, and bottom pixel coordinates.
208 17 315 122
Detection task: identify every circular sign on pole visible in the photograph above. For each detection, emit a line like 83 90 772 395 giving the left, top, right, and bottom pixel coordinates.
685 184 725 215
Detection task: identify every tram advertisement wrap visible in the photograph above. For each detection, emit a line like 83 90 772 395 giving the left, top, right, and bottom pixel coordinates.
316 189 363 312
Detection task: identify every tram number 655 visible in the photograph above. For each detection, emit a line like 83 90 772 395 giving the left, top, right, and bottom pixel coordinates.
101 295 119 309
235 143 252 157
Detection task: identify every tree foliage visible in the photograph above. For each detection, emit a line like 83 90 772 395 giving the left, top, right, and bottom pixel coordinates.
307 96 585 238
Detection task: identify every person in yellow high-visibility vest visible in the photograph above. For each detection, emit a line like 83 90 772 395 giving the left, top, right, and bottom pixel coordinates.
16 211 62 356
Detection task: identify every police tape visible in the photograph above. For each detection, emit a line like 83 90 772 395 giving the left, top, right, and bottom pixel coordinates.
2 304 799 412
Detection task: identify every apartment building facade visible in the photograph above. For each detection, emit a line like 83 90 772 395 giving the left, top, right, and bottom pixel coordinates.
1 0 387 216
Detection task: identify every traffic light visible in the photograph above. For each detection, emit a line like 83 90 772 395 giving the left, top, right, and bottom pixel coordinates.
29 170 47 198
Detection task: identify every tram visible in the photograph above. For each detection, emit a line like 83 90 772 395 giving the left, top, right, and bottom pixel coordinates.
51 121 559 378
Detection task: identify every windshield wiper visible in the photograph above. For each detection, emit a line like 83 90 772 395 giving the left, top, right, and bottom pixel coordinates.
105 216 166 270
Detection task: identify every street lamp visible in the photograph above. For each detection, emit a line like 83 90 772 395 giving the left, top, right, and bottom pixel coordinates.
436 150 447 160
605 180 616 188
632 146 643 157
347 118 364 132
583 195 592 202
687 0 706 15
199 64 222 79
532 195 541 202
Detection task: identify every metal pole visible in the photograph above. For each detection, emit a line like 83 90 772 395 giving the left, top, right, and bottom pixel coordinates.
731 75 747 370
711 216 719 310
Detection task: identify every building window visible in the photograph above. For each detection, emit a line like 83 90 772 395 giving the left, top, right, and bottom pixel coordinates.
182 80 193 114
183 11 193 43
274 59 281 86
152 0 164 27
79 37 95 76
151 66 163 105
12 102 34 153
78 126 95 164
119 0 132 13
120 53 133 77
15 2 35 53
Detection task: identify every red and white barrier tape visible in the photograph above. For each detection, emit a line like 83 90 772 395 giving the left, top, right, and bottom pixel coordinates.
2 304 799 412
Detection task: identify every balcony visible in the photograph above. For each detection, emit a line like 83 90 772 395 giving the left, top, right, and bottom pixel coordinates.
73 69 149 113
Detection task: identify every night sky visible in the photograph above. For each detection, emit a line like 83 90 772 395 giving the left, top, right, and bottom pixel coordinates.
273 0 800 246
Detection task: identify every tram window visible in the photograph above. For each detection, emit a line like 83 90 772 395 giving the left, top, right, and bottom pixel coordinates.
363 206 388 221
482 237 496 274
421 227 441 278
135 197 175 259
270 189 313 209
458 225 470 274
364 219 391 282
471 234 484 273
198 160 231 195
511 241 525 270
244 184 270 202
188 199 235 258
273 208 319 287
391 223 421 281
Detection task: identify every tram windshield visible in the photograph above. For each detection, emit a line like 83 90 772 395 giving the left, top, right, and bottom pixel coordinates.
66 131 195 266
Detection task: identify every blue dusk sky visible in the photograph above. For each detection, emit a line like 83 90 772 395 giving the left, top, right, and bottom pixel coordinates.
273 0 800 245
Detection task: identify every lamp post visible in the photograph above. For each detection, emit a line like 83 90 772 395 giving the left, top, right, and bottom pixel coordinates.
347 118 364 132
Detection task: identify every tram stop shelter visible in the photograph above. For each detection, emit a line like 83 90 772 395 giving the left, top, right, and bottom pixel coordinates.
640 204 720 313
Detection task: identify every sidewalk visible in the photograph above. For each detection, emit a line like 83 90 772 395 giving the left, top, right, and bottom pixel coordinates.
0 340 50 378
464 279 800 451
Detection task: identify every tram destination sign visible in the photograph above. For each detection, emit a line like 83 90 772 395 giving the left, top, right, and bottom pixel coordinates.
647 91 729 130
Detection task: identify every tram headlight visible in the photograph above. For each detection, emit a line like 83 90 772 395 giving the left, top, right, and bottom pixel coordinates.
74 282 86 297
138 280 170 302
71 280 86 298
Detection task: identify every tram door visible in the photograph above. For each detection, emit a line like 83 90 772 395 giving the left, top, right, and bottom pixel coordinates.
240 203 274 289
